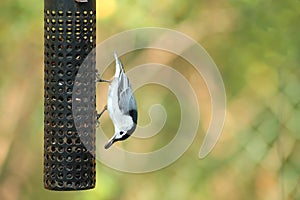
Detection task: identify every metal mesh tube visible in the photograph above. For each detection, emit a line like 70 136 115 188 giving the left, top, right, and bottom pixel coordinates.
44 0 96 191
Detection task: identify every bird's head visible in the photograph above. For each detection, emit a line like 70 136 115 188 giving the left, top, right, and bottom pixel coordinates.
104 109 138 149
104 126 136 149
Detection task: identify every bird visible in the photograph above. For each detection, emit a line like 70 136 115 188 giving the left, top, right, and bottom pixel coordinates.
96 51 138 149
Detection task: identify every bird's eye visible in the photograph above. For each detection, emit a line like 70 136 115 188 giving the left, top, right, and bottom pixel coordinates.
120 131 124 135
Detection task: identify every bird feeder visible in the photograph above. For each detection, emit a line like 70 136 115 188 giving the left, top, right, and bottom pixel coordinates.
44 0 96 190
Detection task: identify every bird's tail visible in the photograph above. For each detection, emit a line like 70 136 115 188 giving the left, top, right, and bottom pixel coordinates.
114 51 124 77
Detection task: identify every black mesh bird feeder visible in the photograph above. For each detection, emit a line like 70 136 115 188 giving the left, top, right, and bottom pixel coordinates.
44 0 96 190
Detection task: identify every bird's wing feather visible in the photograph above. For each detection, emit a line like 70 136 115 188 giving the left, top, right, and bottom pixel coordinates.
118 72 137 114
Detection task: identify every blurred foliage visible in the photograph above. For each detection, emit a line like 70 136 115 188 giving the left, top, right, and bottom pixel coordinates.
0 0 299 200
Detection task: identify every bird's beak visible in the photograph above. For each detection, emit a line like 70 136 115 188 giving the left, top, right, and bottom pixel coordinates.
104 135 117 149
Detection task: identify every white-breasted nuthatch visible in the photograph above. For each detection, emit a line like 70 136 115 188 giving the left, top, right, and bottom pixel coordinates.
97 51 138 149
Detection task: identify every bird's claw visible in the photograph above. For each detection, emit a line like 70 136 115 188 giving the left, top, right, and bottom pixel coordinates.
96 119 100 128
95 112 101 128
95 70 112 83
95 105 107 128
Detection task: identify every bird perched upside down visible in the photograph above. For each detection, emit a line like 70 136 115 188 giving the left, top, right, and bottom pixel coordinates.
96 51 138 149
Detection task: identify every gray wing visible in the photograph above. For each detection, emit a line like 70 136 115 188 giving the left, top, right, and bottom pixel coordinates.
118 72 137 115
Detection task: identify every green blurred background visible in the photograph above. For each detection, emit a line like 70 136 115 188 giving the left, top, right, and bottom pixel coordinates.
0 0 299 199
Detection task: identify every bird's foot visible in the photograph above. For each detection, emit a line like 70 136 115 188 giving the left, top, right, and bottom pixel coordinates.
95 105 107 128
95 70 111 83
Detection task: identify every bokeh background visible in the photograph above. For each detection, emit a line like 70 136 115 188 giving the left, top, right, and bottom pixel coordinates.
0 0 299 199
